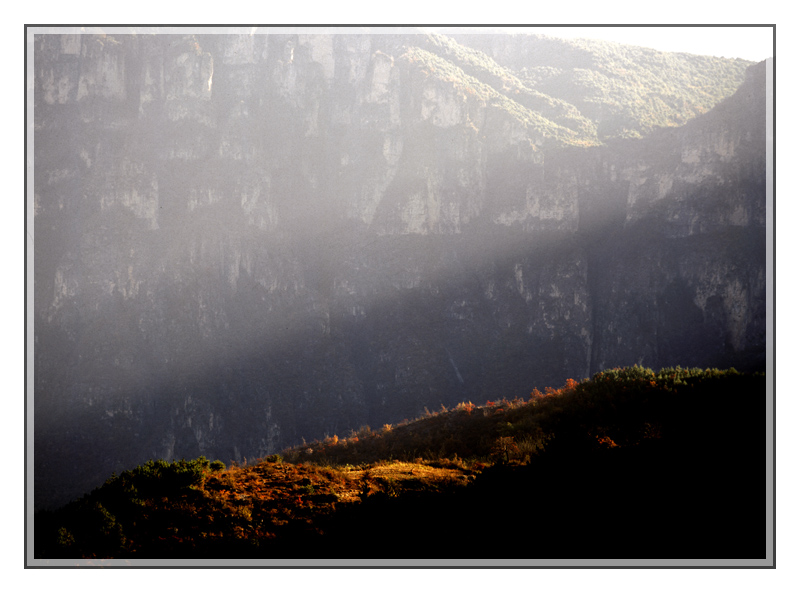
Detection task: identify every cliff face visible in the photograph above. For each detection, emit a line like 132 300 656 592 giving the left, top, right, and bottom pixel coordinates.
32 32 767 509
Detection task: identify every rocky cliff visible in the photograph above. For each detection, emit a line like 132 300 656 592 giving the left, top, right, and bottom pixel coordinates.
32 31 767 510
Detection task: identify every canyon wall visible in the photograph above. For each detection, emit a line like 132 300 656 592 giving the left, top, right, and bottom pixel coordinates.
32 32 767 509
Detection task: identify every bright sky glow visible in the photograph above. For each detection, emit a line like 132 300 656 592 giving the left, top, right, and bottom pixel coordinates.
535 27 773 62
28 25 774 64
448 26 774 63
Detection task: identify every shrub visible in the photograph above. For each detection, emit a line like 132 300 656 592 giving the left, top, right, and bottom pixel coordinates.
491 436 520 465
105 457 212 499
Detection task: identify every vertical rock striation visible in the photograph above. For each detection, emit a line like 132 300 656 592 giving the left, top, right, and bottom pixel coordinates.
32 32 766 509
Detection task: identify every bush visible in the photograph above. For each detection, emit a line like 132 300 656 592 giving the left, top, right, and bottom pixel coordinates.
491 436 520 464
105 457 212 499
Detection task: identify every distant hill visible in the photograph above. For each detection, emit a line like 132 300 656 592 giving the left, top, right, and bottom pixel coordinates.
450 32 753 141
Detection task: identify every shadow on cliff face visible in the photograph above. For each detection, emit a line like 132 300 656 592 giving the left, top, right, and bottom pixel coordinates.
34 227 591 510
34 216 766 512
32 37 767 513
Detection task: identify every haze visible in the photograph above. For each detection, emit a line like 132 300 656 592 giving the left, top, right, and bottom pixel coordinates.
433 26 774 62
29 29 768 516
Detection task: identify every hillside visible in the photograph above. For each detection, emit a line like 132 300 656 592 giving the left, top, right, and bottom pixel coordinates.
34 366 767 561
33 30 766 514
451 32 752 140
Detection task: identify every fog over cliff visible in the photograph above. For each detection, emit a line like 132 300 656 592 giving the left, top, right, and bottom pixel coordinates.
32 30 767 510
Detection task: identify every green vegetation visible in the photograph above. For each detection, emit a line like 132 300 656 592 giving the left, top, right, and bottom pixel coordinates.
517 35 752 139
399 46 594 149
34 366 766 560
419 33 599 142
35 456 230 558
416 32 753 145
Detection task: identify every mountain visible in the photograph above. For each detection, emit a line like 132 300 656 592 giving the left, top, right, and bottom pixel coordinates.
32 30 767 511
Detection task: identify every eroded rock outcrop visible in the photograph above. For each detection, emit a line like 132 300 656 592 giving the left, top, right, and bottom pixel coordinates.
33 32 766 510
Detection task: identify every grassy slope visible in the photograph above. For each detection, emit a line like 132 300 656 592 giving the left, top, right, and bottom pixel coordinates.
35 366 767 560
428 32 752 144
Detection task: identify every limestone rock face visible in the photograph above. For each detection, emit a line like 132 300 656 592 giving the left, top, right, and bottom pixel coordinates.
32 32 767 510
